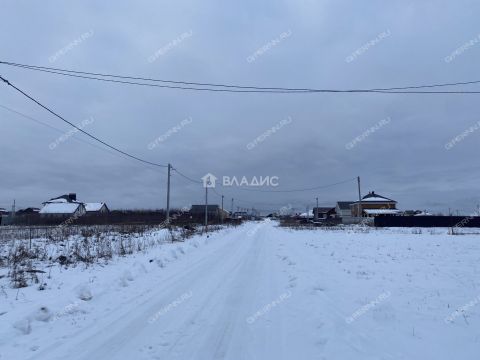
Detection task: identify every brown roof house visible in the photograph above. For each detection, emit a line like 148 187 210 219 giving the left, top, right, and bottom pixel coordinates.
351 191 401 217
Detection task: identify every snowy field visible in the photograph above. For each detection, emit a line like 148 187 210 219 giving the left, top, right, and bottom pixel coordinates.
1 220 480 359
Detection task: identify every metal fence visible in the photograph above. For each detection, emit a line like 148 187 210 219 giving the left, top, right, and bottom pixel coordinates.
374 216 480 228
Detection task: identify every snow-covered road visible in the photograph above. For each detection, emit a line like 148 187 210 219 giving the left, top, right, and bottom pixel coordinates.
2 220 480 359
42 221 291 360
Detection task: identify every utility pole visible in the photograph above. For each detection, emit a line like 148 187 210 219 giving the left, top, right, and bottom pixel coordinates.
204 186 208 232
231 198 234 216
315 197 319 221
357 176 362 218
166 163 171 224
221 195 224 223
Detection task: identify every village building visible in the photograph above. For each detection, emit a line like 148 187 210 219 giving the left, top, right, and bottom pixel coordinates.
16 207 40 215
351 191 401 217
85 203 109 214
335 201 354 218
190 205 229 221
39 193 108 218
312 207 336 220
39 199 86 218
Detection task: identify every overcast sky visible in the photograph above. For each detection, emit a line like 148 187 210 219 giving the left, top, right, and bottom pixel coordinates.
1 0 479 214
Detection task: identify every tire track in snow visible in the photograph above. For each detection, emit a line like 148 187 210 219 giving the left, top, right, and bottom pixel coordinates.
27 223 259 360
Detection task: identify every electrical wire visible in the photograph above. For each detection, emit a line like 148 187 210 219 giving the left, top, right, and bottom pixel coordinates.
3 61 480 94
0 69 363 211
0 75 169 168
171 166 355 194
211 187 224 198
172 167 203 184
232 177 357 193
0 103 149 165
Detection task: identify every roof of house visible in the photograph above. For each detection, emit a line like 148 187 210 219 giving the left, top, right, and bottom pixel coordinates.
364 209 401 215
353 191 396 203
17 207 40 214
337 201 354 210
44 194 80 205
85 203 106 212
47 198 69 203
39 203 83 214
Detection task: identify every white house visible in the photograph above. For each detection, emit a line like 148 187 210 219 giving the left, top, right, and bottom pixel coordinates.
85 203 109 214
39 199 86 218
39 193 107 218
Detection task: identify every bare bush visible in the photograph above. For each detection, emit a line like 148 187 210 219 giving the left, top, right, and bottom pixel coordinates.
0 222 231 288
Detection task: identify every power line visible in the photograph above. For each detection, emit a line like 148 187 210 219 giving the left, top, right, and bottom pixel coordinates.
230 177 357 193
5 65 296 94
0 103 159 168
0 75 169 168
172 167 203 184
6 60 480 92
171 166 355 193
211 187 224 198
3 61 480 94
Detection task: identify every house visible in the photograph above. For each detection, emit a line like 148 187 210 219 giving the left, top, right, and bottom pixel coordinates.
17 207 40 215
313 207 336 220
39 193 82 218
351 191 399 217
0 208 8 216
39 193 109 218
85 203 109 214
39 201 86 218
335 201 354 218
190 205 228 220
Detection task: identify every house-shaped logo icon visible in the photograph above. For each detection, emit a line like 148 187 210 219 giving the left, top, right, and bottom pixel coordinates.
201 173 217 188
